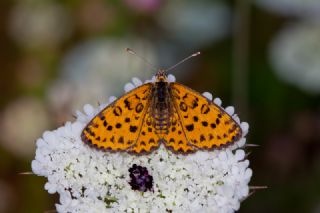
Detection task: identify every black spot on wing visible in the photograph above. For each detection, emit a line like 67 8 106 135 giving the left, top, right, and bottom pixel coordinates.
113 106 122 116
185 124 194 131
179 102 188 112
135 103 144 113
149 138 155 144
130 126 138 133
118 136 124 143
124 99 133 110
201 121 208 127
216 118 220 125
201 104 210 114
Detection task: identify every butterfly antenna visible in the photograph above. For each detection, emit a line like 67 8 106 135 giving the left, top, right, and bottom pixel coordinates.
126 48 157 71
165 51 201 72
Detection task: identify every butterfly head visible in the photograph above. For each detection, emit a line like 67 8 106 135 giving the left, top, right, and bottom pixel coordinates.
156 69 168 82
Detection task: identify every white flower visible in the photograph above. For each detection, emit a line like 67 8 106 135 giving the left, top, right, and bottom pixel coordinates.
0 97 51 158
158 1 231 48
32 76 252 213
270 22 320 93
255 0 320 20
8 1 72 49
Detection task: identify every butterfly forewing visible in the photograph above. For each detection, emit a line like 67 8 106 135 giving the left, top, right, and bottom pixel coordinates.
81 83 158 152
129 111 162 153
169 82 242 149
162 103 196 153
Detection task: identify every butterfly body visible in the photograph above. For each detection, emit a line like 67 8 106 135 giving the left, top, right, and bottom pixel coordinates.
151 75 174 135
81 70 242 154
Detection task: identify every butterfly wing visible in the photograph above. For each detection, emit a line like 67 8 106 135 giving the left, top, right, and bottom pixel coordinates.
162 104 196 153
129 111 163 154
81 83 159 153
168 82 242 150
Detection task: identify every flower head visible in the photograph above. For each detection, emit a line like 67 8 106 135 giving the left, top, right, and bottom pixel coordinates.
270 22 320 93
32 75 252 212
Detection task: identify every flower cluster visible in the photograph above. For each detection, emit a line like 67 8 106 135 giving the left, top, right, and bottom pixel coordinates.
32 75 252 213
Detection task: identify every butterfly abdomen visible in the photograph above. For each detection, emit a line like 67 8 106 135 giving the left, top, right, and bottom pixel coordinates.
151 81 172 135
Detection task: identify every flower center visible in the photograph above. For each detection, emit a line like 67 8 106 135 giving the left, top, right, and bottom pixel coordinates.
128 164 153 192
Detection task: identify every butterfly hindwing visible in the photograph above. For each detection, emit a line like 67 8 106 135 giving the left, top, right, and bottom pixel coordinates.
129 111 161 154
162 104 196 153
81 83 157 152
169 82 242 149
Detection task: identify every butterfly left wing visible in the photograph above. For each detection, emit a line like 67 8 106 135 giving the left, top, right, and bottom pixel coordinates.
169 82 242 150
129 111 165 154
81 83 158 152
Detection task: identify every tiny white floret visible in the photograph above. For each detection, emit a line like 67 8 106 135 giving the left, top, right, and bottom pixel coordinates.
124 83 135 92
132 77 143 87
213 97 222 106
202 92 213 100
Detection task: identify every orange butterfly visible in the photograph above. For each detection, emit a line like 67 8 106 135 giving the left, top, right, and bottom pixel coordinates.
81 70 242 154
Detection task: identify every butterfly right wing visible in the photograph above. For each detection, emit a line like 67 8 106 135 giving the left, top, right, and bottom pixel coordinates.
169 82 242 150
162 104 196 153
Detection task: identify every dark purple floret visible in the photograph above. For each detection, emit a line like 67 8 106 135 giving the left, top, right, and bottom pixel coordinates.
128 164 153 192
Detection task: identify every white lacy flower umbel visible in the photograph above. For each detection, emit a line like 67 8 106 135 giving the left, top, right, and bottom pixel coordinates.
32 75 252 213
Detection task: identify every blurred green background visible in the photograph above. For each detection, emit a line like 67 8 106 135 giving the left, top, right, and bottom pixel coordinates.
1 0 320 212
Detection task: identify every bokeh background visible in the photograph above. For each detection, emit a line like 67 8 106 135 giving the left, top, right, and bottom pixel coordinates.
0 0 320 212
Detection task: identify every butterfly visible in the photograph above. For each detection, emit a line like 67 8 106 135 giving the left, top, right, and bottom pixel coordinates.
81 70 242 154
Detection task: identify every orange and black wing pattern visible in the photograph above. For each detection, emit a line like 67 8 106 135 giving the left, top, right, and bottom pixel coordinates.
81 83 160 153
168 82 242 150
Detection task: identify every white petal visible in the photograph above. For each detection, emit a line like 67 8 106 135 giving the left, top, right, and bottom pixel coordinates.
124 83 135 92
225 106 235 115
167 74 176 82
237 138 246 147
244 168 253 179
218 151 227 161
132 77 142 86
108 96 117 103
31 160 41 173
241 122 249 134
233 115 241 124
240 185 249 197
83 104 94 116
213 98 222 106
235 150 245 161
45 182 57 194
99 103 108 110
202 92 213 100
